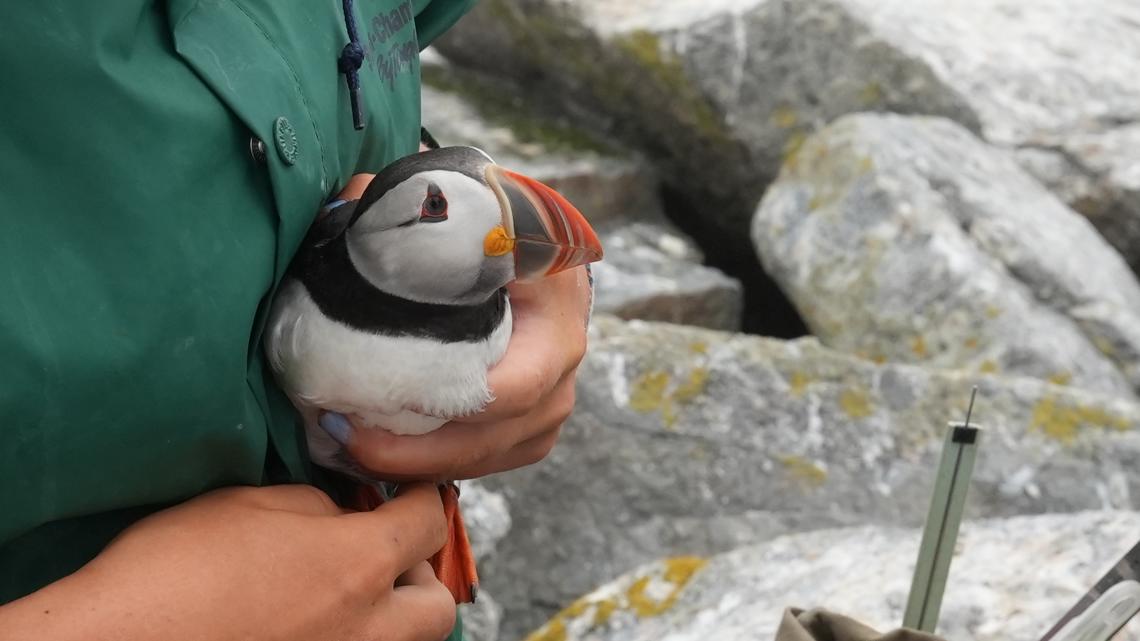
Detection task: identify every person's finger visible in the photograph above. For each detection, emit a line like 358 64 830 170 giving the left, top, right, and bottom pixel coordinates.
454 268 589 423
204 484 343 516
342 372 577 480
462 315 566 422
451 377 574 478
337 482 447 576
336 173 375 201
340 417 518 481
456 424 564 480
394 560 436 588
371 564 456 641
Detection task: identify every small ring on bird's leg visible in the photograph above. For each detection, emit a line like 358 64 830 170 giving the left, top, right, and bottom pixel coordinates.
438 481 460 498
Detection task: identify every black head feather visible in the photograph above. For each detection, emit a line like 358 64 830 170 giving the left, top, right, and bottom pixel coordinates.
351 146 493 227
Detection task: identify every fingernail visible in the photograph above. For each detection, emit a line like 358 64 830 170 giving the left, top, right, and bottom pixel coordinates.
318 411 352 445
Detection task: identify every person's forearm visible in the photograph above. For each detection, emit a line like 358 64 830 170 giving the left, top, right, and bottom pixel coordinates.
0 567 152 641
0 484 455 641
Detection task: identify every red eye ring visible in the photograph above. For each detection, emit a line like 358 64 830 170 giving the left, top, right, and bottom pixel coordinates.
420 184 448 222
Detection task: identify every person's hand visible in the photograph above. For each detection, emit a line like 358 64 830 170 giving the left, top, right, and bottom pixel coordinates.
1 483 456 641
322 172 591 482
340 266 590 481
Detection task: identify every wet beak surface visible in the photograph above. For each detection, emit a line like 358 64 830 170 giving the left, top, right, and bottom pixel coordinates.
487 166 604 282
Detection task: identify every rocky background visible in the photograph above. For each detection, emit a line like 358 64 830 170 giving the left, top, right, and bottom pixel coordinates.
424 1 1140 640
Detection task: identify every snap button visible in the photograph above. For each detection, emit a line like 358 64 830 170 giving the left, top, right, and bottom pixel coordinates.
273 116 298 166
249 137 268 164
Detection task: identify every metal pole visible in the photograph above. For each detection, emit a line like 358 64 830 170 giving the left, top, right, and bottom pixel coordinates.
903 387 982 633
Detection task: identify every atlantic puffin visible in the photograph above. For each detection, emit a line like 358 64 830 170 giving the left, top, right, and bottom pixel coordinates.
265 145 603 603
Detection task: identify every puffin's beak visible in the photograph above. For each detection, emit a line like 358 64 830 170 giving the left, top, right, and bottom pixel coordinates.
485 166 604 282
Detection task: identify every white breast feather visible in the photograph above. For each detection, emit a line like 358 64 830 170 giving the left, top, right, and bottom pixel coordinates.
266 279 512 436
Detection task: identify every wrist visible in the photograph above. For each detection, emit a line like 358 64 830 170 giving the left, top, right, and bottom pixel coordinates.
0 562 177 641
0 571 100 641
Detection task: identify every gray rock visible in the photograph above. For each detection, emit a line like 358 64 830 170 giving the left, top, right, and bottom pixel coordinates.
524 512 1140 641
593 222 743 331
419 60 659 227
434 0 1140 260
481 315 1140 638
461 591 504 641
459 480 512 563
752 113 1140 396
458 481 511 641
1017 126 1140 273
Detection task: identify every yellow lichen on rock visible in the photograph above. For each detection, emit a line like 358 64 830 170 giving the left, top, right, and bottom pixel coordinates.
562 600 590 618
629 370 670 414
911 335 928 358
771 105 799 128
789 371 812 397
663 557 706 584
627 557 708 617
524 557 708 641
1047 371 1072 386
1092 335 1116 357
628 366 710 428
1030 395 1131 443
782 130 809 170
840 388 874 419
525 618 567 641
592 599 618 626
673 367 710 403
859 81 884 105
777 455 828 487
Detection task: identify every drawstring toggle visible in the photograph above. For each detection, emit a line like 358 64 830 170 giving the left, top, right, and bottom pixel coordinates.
338 0 366 130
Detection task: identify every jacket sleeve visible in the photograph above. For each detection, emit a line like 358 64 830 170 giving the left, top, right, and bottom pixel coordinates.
414 0 480 49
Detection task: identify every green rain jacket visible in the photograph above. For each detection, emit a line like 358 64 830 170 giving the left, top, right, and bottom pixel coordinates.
0 0 475 625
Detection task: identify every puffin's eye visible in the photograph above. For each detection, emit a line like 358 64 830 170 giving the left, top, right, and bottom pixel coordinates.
420 184 448 222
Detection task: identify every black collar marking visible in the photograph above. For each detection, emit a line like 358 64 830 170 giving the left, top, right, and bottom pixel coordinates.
290 233 507 343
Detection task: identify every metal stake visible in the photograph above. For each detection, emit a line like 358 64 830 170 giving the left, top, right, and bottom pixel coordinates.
903 386 983 633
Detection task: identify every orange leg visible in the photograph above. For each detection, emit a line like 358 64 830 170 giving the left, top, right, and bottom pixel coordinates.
429 482 480 604
348 481 478 604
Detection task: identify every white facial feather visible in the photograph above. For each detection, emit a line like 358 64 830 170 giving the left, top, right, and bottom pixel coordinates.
346 170 509 305
265 279 512 441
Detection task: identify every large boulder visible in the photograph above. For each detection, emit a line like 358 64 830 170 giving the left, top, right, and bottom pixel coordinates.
419 53 656 227
752 113 1140 396
480 315 1140 639
524 511 1140 641
1016 125 1140 273
433 0 1140 260
421 58 744 330
592 222 743 331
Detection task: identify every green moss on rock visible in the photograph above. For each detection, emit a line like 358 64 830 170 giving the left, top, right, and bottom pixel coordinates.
421 65 616 155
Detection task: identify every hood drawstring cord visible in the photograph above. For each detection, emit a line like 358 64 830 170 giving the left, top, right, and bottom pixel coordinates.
420 126 441 150
338 0 366 130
